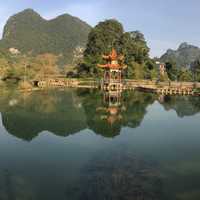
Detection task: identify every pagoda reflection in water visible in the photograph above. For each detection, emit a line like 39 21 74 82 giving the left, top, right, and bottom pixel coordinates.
2 87 199 140
98 90 125 126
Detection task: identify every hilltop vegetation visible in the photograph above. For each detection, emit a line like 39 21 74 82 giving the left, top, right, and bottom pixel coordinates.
0 9 91 63
0 14 158 83
159 43 200 81
160 43 200 68
0 9 91 84
1 9 200 84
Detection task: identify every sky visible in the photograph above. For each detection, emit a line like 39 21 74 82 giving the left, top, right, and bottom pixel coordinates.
0 0 200 57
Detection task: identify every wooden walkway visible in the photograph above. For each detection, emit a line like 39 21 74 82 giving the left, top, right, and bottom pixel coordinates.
34 78 98 89
125 80 200 95
32 78 200 96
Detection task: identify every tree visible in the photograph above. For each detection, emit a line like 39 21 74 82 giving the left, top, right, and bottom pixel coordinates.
80 19 152 79
178 68 192 81
165 61 178 81
145 59 157 80
82 19 124 77
33 53 60 79
85 19 124 57
0 58 9 79
191 58 200 81
119 31 158 79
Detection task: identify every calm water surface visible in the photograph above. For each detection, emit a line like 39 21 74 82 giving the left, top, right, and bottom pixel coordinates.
0 88 200 200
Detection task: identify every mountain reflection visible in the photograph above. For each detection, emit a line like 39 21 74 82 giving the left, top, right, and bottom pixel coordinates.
0 89 87 141
158 95 200 117
0 89 200 141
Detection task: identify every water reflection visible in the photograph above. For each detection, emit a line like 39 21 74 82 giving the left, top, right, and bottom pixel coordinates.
158 95 200 117
78 89 155 137
0 170 34 200
1 89 200 200
0 89 200 141
0 89 87 140
66 147 163 200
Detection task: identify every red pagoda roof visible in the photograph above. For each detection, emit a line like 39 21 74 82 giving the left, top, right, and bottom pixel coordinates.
102 49 118 61
98 48 125 70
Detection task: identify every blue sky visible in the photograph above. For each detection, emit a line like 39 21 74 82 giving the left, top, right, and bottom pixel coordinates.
0 0 199 57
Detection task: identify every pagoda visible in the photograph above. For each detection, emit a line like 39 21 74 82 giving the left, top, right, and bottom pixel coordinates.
98 49 126 91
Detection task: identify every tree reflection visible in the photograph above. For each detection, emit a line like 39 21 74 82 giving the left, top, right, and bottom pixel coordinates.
159 95 200 117
1 89 200 141
0 89 87 141
78 89 156 137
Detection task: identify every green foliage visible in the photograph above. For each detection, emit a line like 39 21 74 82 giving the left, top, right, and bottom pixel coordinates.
0 9 91 65
85 19 124 56
162 57 194 82
120 31 149 64
0 51 61 82
119 31 152 78
177 68 193 81
81 19 155 79
145 59 158 80
0 58 9 79
0 90 87 140
161 95 200 117
165 61 178 81
130 62 145 79
159 72 169 82
78 89 156 137
191 58 200 81
160 42 200 68
81 19 124 77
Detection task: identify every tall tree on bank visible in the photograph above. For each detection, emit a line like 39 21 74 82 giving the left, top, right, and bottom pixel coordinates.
85 19 124 56
118 31 152 78
165 60 178 81
77 19 124 77
191 58 200 81
78 19 156 79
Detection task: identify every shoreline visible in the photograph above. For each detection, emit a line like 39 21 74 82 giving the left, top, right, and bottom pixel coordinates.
10 78 200 96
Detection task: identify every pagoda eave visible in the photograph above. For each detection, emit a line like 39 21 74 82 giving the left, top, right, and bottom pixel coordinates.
98 64 122 69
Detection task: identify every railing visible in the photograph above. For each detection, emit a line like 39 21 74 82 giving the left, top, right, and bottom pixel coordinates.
32 77 200 96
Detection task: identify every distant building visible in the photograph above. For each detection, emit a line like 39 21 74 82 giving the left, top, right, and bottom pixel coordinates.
9 48 20 55
72 46 85 65
73 46 85 59
156 61 166 76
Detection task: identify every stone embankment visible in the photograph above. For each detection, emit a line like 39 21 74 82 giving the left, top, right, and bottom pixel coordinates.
29 78 200 95
125 80 200 95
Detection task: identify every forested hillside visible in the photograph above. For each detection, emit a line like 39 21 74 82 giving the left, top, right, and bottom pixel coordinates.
160 43 200 68
0 9 91 63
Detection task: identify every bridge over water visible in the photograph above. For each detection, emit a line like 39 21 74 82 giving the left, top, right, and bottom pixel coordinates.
31 77 200 96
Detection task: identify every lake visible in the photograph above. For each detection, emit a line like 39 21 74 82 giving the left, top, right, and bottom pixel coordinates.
0 88 200 200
